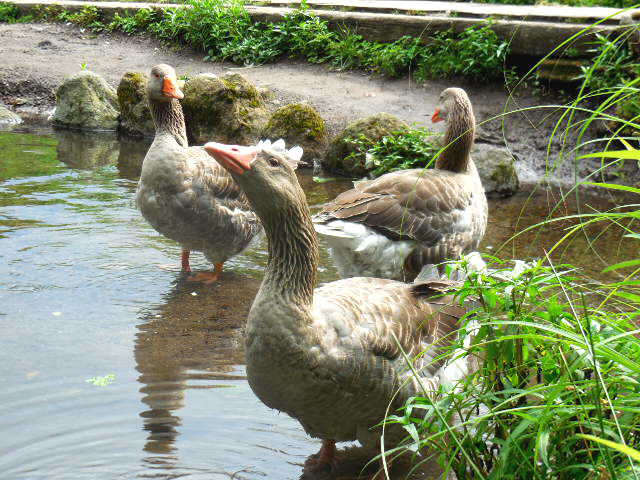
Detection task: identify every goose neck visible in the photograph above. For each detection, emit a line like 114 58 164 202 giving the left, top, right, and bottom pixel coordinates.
150 99 188 148
259 198 318 309
436 105 475 173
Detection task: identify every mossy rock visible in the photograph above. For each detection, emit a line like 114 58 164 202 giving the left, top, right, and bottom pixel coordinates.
323 113 409 176
52 70 119 131
181 72 268 145
117 71 154 137
262 103 327 164
470 143 519 197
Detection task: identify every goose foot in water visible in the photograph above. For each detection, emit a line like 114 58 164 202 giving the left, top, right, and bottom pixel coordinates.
186 262 224 284
181 250 191 272
305 439 338 473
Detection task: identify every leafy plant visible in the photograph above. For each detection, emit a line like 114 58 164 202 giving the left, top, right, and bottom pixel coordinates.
0 2 19 23
344 127 440 177
387 258 640 479
86 374 116 386
415 21 512 83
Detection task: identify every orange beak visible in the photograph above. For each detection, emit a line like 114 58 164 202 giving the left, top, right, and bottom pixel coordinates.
204 142 259 175
162 76 184 99
431 108 443 123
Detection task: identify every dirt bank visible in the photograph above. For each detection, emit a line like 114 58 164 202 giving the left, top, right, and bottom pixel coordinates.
1 21 636 186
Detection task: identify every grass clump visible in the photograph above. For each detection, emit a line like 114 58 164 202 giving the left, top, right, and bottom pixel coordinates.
344 127 441 177
0 2 19 23
415 22 512 82
388 258 640 479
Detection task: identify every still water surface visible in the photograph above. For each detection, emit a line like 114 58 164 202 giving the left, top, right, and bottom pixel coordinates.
0 126 634 479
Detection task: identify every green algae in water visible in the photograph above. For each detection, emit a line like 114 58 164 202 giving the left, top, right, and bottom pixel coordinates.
0 132 61 181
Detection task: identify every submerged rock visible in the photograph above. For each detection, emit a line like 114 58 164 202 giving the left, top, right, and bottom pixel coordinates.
262 102 327 165
181 72 268 145
323 113 409 176
0 106 22 126
117 71 154 137
52 70 119 131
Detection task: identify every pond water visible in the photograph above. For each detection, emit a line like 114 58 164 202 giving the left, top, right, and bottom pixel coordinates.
0 126 635 480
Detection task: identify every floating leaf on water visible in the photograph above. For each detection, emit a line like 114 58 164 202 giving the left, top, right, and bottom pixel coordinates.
313 177 337 184
86 374 115 386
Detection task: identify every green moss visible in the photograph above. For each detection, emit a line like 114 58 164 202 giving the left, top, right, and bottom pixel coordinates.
265 103 326 141
117 71 147 109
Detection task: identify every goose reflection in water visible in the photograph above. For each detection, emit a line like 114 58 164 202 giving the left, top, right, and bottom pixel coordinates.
134 272 258 458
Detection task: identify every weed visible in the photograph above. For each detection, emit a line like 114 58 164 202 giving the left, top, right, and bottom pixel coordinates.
415 21 513 83
344 127 440 177
0 2 19 23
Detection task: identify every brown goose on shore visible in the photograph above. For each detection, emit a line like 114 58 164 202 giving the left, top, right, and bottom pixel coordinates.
313 87 488 282
203 139 477 474
136 64 301 283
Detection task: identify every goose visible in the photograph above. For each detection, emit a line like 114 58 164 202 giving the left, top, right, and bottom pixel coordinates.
136 64 271 283
203 140 477 474
313 87 488 282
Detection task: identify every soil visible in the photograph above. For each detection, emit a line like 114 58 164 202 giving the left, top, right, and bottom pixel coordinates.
1 21 637 186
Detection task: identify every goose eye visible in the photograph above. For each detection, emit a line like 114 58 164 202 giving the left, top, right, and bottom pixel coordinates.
268 157 279 167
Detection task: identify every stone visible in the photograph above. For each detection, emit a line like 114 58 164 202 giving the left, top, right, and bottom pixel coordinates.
117 71 154 137
471 143 520 197
323 113 409 176
0 106 22 126
262 102 327 165
52 70 119 131
181 72 268 145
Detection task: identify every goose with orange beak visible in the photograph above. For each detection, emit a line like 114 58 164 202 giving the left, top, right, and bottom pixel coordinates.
136 64 268 283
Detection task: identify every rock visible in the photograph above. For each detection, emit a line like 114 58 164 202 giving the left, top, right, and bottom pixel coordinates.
181 72 268 145
262 102 327 165
0 106 22 126
52 70 119 131
117 71 154 137
471 143 520 197
324 113 409 176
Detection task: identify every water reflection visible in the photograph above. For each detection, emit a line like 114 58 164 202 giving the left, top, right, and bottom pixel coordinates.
134 273 260 462
54 128 120 169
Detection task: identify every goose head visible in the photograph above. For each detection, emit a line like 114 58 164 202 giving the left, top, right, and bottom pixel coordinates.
430 87 475 172
204 140 304 218
147 64 184 103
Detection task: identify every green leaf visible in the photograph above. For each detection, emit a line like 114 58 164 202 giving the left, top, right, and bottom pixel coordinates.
577 434 640 462
578 150 640 161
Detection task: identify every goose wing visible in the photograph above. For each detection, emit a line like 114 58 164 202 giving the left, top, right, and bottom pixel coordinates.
314 169 479 246
311 277 468 399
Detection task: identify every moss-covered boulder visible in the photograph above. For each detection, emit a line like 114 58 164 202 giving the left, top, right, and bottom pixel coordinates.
117 71 154 137
324 113 409 176
471 143 519 197
0 106 22 128
181 72 268 145
262 103 327 164
52 70 119 131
